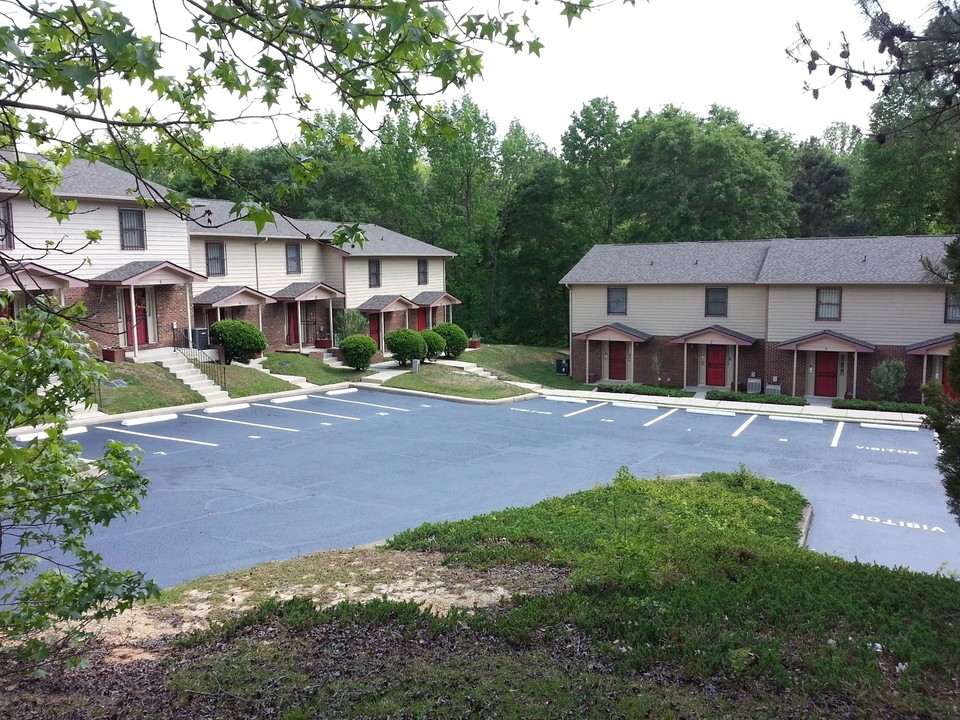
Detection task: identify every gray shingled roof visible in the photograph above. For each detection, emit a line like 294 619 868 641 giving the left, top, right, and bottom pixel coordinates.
573 322 652 341
672 325 756 345
409 290 461 306
272 281 342 301
188 197 454 257
561 236 953 286
193 285 273 305
90 260 204 284
906 334 956 352
356 294 416 311
779 329 876 351
1 153 171 201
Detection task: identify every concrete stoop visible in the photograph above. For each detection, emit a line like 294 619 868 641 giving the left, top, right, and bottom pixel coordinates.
150 352 230 404
246 357 316 390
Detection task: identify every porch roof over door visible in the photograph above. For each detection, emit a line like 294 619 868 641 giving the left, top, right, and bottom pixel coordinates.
356 294 418 312
573 322 651 342
272 281 345 302
906 334 956 356
90 260 206 286
409 290 462 307
0 261 87 290
670 324 756 346
778 329 875 353
193 285 276 307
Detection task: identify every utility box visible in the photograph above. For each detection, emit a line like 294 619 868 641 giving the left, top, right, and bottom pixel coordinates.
411 359 421 374
555 358 570 375
746 378 762 394
765 383 781 395
191 327 210 350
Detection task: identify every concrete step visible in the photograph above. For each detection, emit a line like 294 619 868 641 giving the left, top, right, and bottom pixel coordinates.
204 390 231 403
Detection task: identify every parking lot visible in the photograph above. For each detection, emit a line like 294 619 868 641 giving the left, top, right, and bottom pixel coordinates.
51 388 958 587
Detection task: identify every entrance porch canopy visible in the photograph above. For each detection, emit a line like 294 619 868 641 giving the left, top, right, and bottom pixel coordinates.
572 323 651 384
356 294 419 313
669 325 756 391
273 282 346 353
194 285 276 329
907 334 956 384
0 261 87 293
778 329 875 398
410 290 461 323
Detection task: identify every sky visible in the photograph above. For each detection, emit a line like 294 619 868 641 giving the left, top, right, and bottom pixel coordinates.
456 0 930 150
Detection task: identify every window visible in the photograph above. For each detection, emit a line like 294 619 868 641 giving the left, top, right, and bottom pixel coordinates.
417 259 428 285
607 286 627 315
369 259 381 288
946 292 960 323
119 208 146 250
0 201 13 250
285 243 301 274
205 242 226 277
705 287 728 317
816 287 842 321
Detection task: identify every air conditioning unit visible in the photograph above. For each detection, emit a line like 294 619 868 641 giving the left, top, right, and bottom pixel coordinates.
765 384 782 395
746 378 762 394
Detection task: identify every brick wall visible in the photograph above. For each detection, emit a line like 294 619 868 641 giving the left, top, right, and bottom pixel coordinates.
65 284 191 351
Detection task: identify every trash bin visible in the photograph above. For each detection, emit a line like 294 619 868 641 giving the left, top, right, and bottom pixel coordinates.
555 358 570 375
411 359 421 374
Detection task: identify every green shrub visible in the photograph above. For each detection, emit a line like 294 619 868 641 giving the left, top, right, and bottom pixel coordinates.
596 383 695 398
340 334 378 370
831 398 932 414
210 319 267 365
420 329 446 361
385 327 427 366
704 390 807 406
336 308 369 340
433 322 468 358
869 359 907 401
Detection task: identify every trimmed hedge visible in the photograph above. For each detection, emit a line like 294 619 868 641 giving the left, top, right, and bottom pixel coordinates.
420 329 446 361
433 322 468 358
210 319 267 365
831 398 932 414
596 383 696 398
385 327 427 366
704 390 808 406
340 334 378 371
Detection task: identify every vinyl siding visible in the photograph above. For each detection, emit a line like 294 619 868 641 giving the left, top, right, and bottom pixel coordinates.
7 198 190 276
768 285 955 344
344 257 445 306
570 284 767 338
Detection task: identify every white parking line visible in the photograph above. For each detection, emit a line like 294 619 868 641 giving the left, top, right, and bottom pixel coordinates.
831 422 845 448
204 403 250 414
685 408 736 417
308 394 409 412
545 396 588 404
860 423 920 432
183 413 299 432
644 408 678 426
769 416 823 424
612 402 659 410
732 414 758 437
122 414 178 427
564 402 609 418
253 402 360 421
94 426 219 446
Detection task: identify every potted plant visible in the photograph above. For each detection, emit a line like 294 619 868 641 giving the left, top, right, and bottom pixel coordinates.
314 331 332 349
101 346 126 362
468 333 481 349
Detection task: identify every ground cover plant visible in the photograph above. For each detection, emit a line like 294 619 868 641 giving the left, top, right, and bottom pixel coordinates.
222 363 298 398
96 361 205 414
831 398 931 414
465 344 591 390
383 362 529 400
705 389 808 405
261 352 369 385
5 467 959 718
596 382 695 398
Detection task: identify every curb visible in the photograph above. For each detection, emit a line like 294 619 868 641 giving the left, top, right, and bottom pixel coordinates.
797 505 814 548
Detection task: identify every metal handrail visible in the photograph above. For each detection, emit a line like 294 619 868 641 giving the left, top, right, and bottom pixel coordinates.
172 328 226 392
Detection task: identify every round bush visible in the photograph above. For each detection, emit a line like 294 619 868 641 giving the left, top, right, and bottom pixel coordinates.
433 322 468 358
420 329 446 361
385 327 427 366
340 333 378 371
209 319 267 365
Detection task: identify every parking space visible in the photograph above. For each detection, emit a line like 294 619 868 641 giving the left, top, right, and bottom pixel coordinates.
54 390 960 586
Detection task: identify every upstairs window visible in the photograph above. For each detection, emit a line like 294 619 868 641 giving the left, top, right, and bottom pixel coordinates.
816 287 842 321
369 259 381 288
0 201 12 250
417 259 428 285
286 242 301 274
705 287 728 317
119 208 146 250
946 292 960 323
607 286 627 315
205 242 226 277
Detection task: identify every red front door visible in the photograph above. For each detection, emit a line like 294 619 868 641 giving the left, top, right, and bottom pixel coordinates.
287 304 299 345
706 345 726 386
814 352 839 396
417 308 427 331
123 289 149 346
369 314 380 349
608 341 627 381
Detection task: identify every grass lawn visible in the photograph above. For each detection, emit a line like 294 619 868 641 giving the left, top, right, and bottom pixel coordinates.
223 362 298 397
464 344 591 390
18 466 959 718
261 351 369 385
383 361 530 400
96 361 205 414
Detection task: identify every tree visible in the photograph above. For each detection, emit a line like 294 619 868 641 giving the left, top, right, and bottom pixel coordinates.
1 297 156 671
791 139 855 237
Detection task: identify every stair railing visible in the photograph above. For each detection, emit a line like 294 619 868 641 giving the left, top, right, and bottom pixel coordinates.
172 328 227 392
